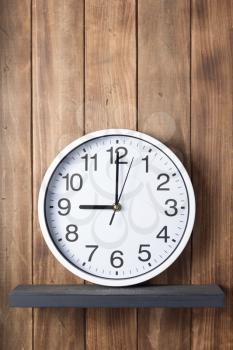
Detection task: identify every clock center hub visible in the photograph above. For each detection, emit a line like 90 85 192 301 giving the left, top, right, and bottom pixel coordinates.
113 203 121 211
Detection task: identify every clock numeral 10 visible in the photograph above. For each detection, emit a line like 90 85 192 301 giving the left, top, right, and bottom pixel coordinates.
81 153 97 171
66 224 78 242
62 173 83 191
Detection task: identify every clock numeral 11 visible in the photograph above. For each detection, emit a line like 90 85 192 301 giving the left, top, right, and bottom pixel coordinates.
81 153 97 171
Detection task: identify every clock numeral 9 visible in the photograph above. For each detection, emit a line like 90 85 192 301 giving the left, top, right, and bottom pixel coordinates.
156 226 170 243
65 224 78 242
110 250 124 268
58 198 71 215
138 244 151 261
81 153 97 171
165 199 178 216
106 146 128 164
157 173 170 191
62 173 83 191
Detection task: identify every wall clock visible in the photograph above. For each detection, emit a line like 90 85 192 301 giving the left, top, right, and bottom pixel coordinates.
38 129 195 286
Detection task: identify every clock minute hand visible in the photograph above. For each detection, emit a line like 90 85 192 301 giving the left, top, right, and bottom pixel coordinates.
109 157 134 225
79 205 114 210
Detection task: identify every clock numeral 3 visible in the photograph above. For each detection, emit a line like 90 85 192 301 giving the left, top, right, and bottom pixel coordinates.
110 250 124 268
58 198 71 215
156 226 170 243
157 173 170 191
81 153 97 171
62 173 83 191
165 199 178 216
138 244 151 261
106 146 128 164
65 224 78 242
85 245 99 262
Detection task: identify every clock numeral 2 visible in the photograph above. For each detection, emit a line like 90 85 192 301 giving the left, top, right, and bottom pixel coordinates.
66 224 78 242
157 173 170 191
156 226 170 243
106 146 128 164
81 153 97 171
62 173 83 191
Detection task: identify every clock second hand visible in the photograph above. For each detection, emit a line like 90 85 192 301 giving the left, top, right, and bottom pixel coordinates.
109 157 134 225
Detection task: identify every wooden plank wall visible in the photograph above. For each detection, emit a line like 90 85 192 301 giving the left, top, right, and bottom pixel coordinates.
0 1 232 349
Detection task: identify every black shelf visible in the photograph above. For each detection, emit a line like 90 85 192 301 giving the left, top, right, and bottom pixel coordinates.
9 284 224 308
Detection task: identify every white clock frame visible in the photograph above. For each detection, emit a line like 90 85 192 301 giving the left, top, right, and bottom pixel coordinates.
38 129 195 287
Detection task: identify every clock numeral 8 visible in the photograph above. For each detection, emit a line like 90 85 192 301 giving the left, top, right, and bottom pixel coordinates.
110 250 124 268
65 224 78 242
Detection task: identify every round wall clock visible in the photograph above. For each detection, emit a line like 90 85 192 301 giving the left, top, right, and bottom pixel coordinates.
38 129 195 286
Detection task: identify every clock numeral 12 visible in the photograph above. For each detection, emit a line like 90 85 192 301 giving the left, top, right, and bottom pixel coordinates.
106 146 128 164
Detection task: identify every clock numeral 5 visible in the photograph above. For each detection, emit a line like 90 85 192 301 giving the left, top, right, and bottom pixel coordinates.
81 153 97 171
156 226 170 243
65 224 78 242
138 244 151 261
110 250 124 268
62 173 83 191
106 146 128 164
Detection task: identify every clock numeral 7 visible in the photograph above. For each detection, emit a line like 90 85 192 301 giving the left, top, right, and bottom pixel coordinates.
81 153 97 171
85 245 99 262
62 173 83 191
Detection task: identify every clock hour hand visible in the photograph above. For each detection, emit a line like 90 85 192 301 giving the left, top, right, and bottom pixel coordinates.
79 205 114 210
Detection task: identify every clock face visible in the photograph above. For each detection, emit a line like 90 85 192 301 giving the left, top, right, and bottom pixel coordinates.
38 129 195 286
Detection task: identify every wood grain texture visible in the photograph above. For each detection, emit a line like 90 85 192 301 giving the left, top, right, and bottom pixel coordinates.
32 1 85 349
191 1 233 349
0 0 32 349
85 1 137 349
137 1 191 349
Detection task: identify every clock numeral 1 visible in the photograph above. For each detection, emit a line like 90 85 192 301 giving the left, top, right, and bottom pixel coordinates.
110 250 124 268
106 146 128 164
156 226 170 243
62 173 83 191
85 245 99 262
157 173 170 191
58 198 71 215
81 153 97 171
142 155 149 173
65 224 78 242
138 244 151 261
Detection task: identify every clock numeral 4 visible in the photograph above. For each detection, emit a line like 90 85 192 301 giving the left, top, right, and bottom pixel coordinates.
156 226 170 243
58 198 71 215
106 146 128 164
165 199 178 216
138 244 151 261
62 173 83 191
110 250 124 268
65 224 78 242
81 153 97 171
85 245 99 262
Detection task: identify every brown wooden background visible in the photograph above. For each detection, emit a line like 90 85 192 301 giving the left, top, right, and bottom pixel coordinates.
0 0 232 349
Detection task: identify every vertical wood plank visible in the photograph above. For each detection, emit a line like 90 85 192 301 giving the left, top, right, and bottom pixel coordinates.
0 0 32 349
33 1 85 349
137 1 191 349
191 1 233 349
85 1 137 349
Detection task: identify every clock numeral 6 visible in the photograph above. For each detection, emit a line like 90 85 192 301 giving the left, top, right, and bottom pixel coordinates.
165 199 178 216
62 173 83 191
58 198 71 215
156 226 170 243
110 250 124 268
138 244 151 261
65 224 78 242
